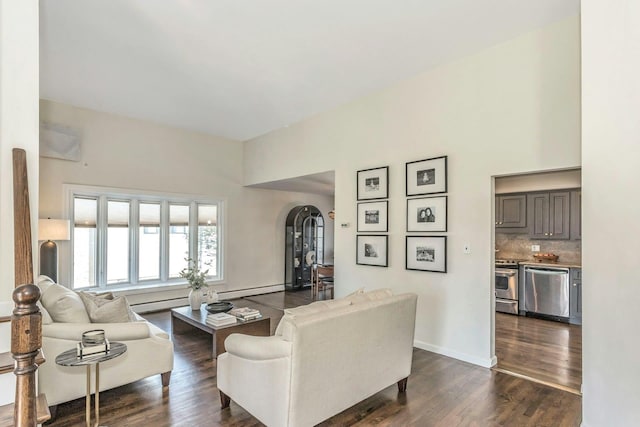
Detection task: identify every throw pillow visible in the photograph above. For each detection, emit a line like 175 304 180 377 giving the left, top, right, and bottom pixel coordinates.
36 275 55 295
79 292 135 323
36 301 53 325
40 283 91 323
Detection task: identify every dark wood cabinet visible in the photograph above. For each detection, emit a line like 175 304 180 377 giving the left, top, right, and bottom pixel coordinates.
284 205 324 291
569 268 582 325
527 191 570 240
570 190 581 240
495 194 527 230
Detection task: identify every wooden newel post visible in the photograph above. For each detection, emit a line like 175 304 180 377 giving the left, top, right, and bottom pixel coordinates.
12 284 42 427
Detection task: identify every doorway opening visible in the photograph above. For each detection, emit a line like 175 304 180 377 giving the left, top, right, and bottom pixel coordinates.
491 168 582 394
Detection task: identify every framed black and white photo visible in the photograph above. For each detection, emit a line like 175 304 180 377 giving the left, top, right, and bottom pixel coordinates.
357 166 389 200
406 236 447 273
356 235 388 267
357 201 388 232
407 196 447 232
406 156 447 196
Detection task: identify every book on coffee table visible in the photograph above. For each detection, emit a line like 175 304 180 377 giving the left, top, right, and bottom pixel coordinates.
206 313 237 327
228 307 261 320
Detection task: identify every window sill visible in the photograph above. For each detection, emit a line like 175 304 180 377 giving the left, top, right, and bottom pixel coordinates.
77 278 225 296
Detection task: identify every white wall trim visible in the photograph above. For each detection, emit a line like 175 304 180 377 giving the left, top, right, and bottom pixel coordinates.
414 339 496 368
132 284 285 313
218 284 285 300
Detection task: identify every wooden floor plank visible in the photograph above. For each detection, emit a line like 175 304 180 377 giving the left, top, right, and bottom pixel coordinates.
495 312 582 392
14 292 581 426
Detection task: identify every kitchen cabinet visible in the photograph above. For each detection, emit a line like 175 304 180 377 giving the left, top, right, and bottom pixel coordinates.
528 191 570 240
570 190 581 240
495 194 527 230
569 268 582 325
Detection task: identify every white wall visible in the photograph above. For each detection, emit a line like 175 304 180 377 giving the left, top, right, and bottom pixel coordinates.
244 16 581 366
0 0 40 301
0 0 39 407
495 169 581 194
582 0 640 425
39 100 334 301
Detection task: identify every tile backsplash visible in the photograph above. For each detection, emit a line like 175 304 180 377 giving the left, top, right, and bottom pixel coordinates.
495 233 582 264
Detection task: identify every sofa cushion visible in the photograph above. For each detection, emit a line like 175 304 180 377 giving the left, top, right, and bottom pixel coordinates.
79 292 135 323
346 287 365 297
40 283 91 323
277 299 352 339
283 298 351 317
345 288 393 304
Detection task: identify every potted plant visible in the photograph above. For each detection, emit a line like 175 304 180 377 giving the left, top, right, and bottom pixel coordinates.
180 258 209 310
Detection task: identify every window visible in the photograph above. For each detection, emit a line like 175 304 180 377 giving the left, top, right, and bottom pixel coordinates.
66 185 223 289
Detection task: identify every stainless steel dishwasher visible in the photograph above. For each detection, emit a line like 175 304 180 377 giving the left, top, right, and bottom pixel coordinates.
524 266 570 318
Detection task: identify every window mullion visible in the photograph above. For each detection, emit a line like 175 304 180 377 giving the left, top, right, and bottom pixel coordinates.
190 202 198 265
97 196 108 288
68 193 76 288
160 201 169 282
130 200 139 285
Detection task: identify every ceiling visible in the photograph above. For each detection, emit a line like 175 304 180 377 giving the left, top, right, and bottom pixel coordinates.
40 1 580 141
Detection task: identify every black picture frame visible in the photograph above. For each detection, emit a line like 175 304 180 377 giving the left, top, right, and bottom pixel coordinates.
406 196 447 232
357 166 389 200
406 156 447 196
357 200 388 232
356 235 388 267
405 235 447 273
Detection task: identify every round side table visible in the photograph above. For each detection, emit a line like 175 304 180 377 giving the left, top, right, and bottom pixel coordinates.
55 342 127 427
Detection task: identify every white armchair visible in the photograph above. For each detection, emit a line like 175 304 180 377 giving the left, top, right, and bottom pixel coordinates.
34 276 174 409
39 315 174 407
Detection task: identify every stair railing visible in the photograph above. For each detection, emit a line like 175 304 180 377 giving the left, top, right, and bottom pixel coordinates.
11 148 42 427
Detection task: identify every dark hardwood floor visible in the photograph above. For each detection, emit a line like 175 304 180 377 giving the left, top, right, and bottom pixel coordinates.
495 312 582 393
23 291 581 426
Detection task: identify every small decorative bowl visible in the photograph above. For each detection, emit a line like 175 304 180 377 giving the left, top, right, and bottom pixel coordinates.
206 302 234 314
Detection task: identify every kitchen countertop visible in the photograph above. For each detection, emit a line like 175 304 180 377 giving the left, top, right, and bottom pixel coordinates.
519 261 582 269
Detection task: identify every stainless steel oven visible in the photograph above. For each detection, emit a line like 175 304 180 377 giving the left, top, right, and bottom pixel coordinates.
495 260 519 315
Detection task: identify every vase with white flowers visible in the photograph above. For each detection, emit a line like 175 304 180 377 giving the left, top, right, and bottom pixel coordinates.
180 258 209 310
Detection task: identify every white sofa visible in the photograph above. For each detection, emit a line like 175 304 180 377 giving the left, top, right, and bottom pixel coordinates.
217 289 417 427
35 277 174 408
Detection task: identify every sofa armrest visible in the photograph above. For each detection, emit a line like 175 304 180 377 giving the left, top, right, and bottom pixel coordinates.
43 321 151 341
224 334 291 360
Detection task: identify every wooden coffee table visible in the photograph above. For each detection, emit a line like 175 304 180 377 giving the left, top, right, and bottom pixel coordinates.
171 306 270 359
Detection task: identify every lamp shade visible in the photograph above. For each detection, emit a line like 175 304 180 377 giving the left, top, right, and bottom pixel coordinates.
39 219 70 241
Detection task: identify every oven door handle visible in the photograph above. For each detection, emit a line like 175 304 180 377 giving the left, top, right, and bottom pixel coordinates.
495 268 517 277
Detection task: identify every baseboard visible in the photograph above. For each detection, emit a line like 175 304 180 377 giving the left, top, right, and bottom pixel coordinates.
218 284 285 300
413 339 495 368
489 355 498 367
133 284 285 313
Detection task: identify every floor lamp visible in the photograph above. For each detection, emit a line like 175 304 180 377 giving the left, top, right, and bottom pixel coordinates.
39 218 70 283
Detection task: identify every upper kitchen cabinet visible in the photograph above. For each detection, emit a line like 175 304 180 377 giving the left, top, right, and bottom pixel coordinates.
495 194 527 230
528 191 571 239
570 190 581 240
